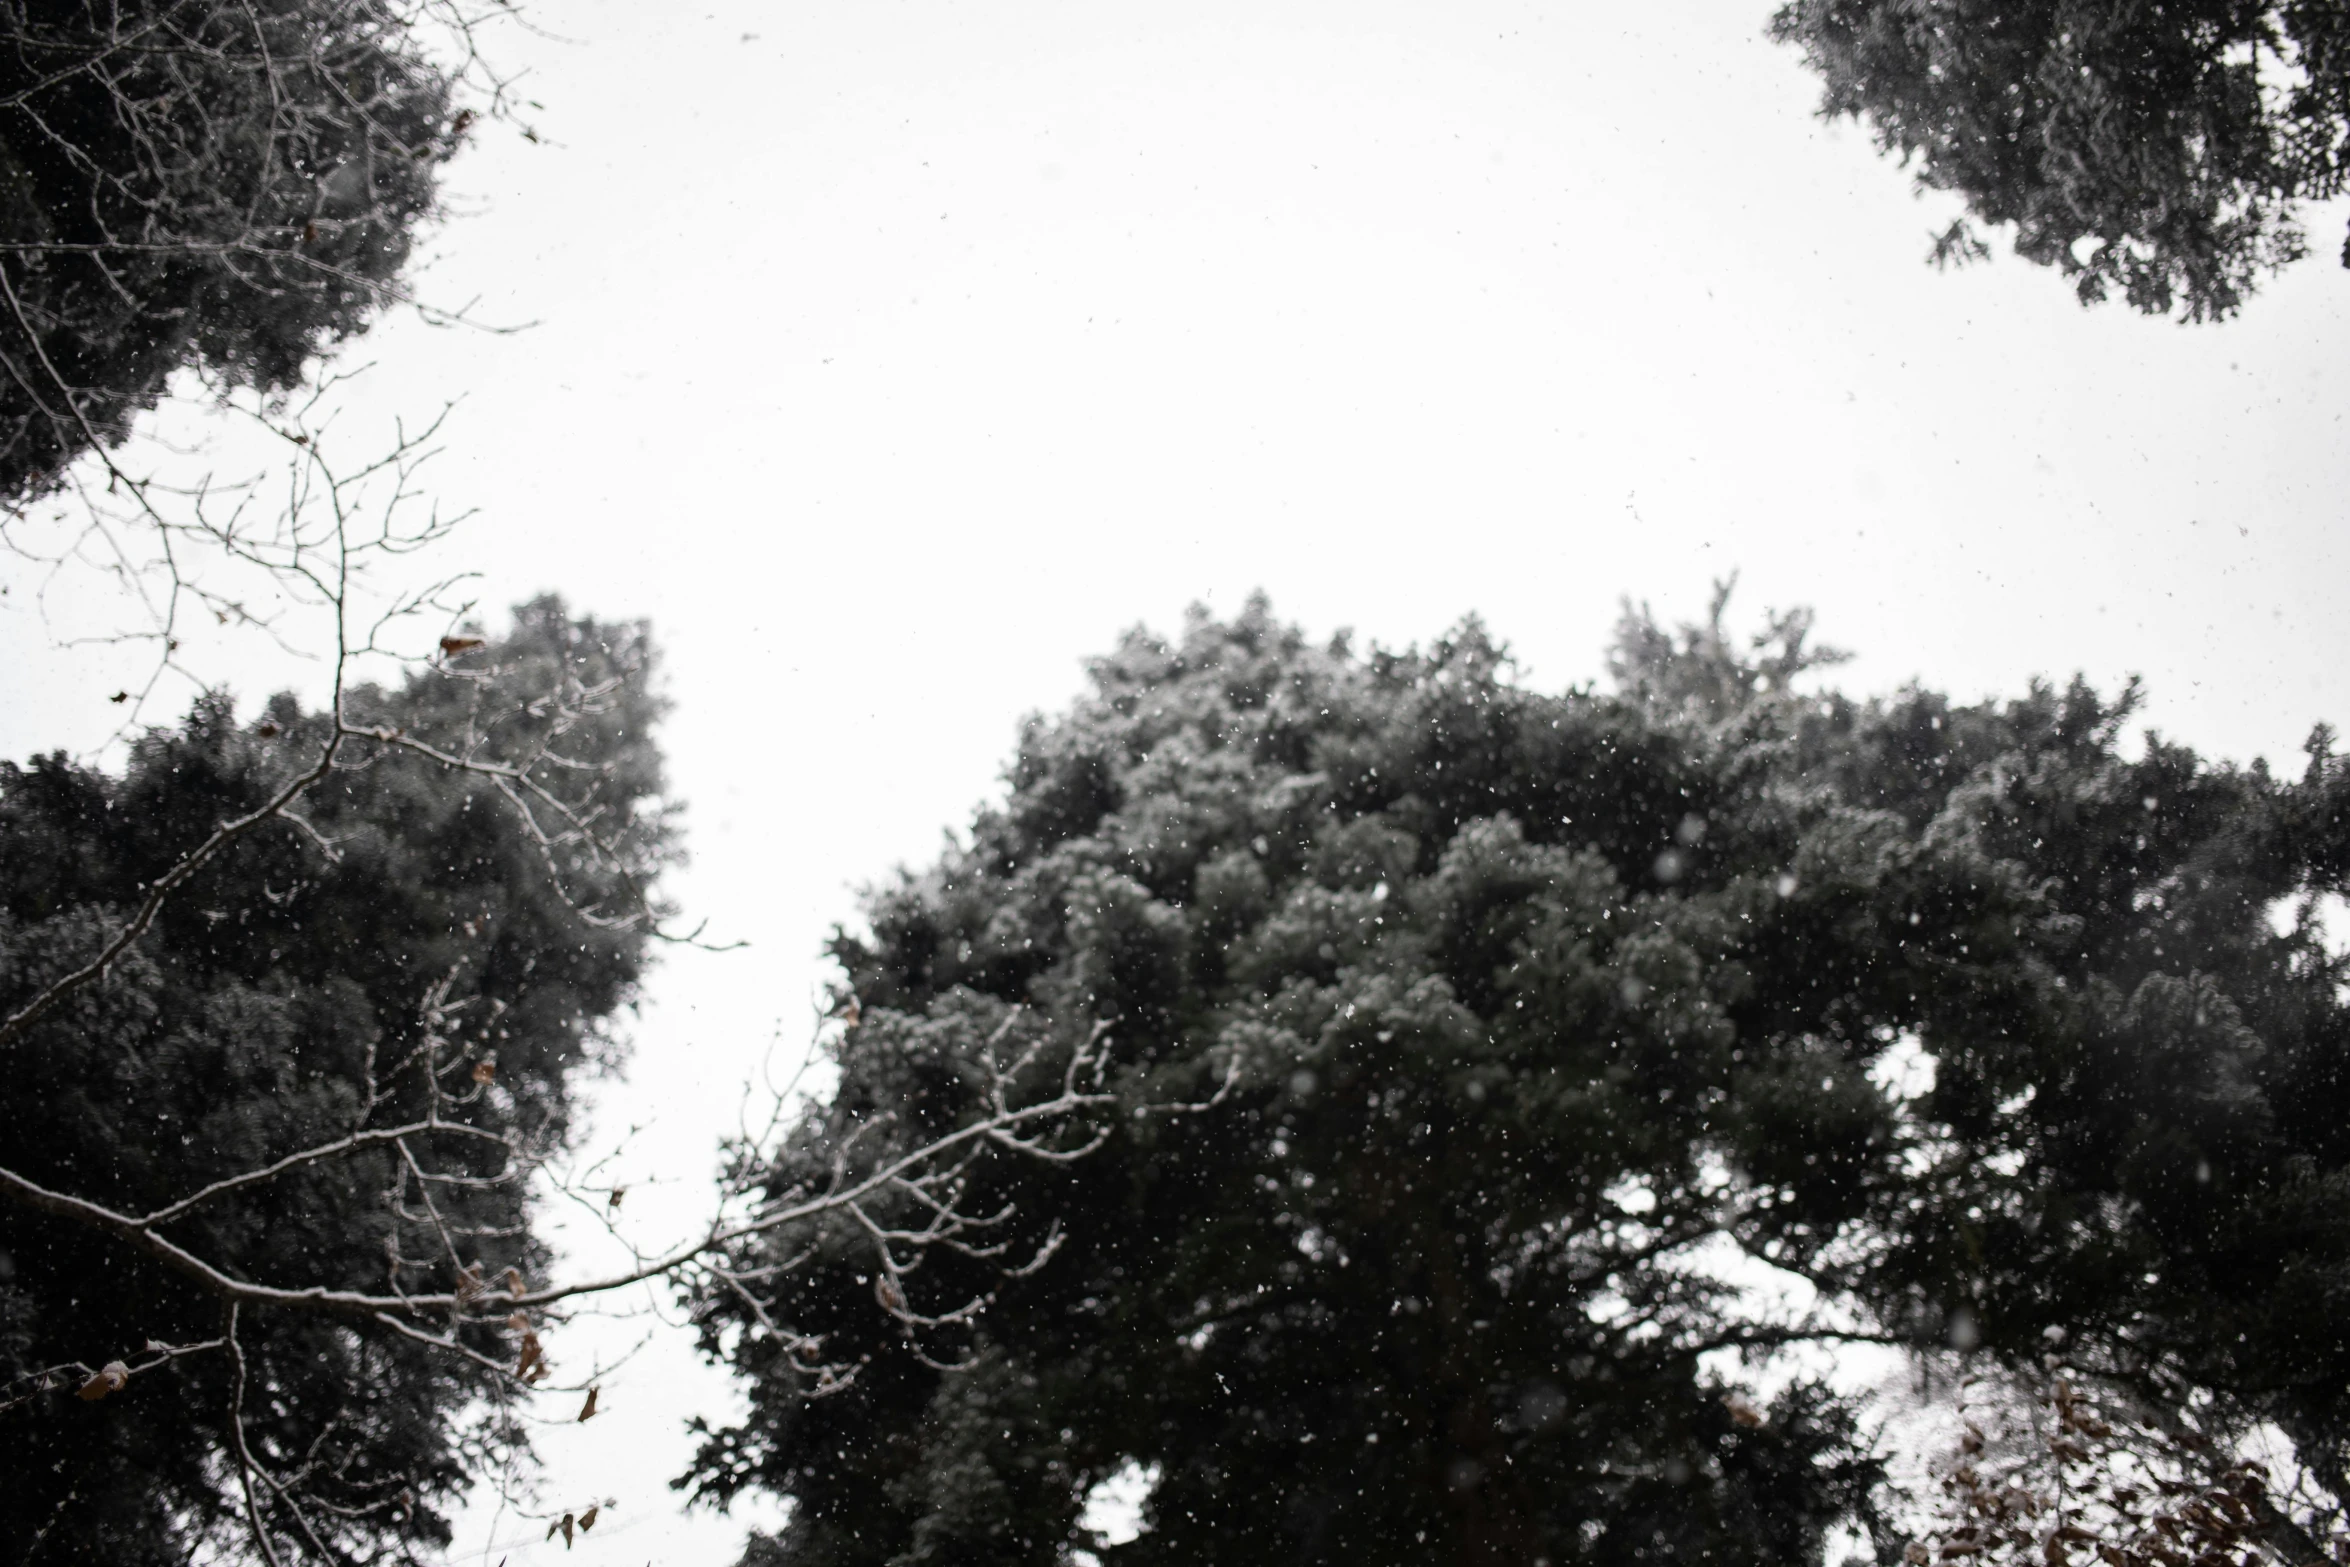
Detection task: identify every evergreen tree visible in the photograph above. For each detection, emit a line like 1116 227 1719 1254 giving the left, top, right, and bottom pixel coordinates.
0 598 673 1564
0 0 477 500
689 593 2350 1566
1770 0 2350 321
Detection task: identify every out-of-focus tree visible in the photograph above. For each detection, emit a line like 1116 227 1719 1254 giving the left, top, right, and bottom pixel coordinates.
0 0 503 503
1912 1370 2349 1565
1770 0 2350 321
686 589 2350 1566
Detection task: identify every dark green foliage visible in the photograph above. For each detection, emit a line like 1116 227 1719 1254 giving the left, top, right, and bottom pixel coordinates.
0 1 466 500
0 598 672 1564
1771 0 2350 320
690 593 2350 1565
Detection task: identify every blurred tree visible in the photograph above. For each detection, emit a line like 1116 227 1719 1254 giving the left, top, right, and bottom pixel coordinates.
688 590 2350 1566
1911 1370 2349 1567
0 598 674 1564
1770 0 2350 321
0 0 494 501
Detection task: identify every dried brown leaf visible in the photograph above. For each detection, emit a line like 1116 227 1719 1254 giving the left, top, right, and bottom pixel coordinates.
76 1360 129 1401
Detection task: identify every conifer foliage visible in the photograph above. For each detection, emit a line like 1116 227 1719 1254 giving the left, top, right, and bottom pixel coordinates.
0 599 672 1564
0 0 481 500
692 593 2350 1566
1771 0 2350 320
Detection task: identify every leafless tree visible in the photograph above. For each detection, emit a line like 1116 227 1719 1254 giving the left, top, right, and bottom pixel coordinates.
0 20 1205 1554
0 0 551 743
1910 1367 2350 1567
0 0 530 502
0 395 1200 1562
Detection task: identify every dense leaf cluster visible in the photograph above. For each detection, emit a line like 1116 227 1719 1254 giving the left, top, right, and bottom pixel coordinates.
0 599 671 1564
691 596 2350 1566
0 0 466 499
1771 0 2350 320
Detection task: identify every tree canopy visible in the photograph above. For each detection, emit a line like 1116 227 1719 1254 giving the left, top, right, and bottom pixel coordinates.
688 593 2350 1566
1771 0 2350 321
0 0 477 500
0 598 672 1564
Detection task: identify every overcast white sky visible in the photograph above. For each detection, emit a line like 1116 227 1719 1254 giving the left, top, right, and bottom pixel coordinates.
4 1 2347 1561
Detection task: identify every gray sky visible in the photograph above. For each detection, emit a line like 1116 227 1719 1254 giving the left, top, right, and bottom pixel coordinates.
4 1 2347 1560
